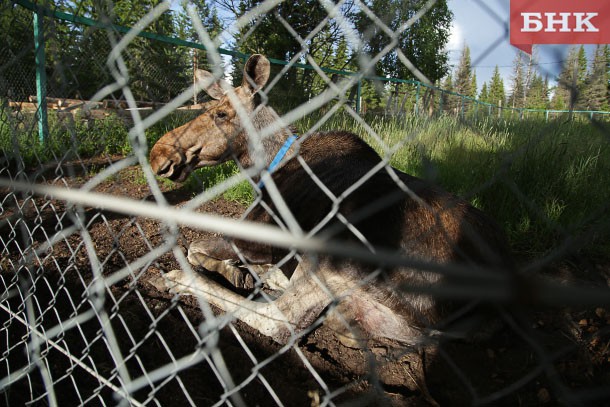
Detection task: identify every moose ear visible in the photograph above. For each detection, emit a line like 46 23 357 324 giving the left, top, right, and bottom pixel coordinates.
242 54 270 94
195 69 230 100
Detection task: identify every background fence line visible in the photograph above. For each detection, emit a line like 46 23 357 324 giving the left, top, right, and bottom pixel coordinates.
10 0 610 148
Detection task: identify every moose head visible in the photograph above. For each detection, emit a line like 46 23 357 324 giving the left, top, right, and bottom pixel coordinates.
150 54 289 182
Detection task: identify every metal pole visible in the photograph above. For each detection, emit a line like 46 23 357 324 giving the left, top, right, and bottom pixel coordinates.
414 82 420 115
33 6 48 144
356 79 361 114
460 96 464 120
474 100 479 121
193 49 198 105
438 90 443 116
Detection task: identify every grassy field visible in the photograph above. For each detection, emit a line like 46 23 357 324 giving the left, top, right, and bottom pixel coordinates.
2 106 608 258
299 113 610 258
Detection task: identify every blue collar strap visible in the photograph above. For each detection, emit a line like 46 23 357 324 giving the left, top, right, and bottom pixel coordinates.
258 134 298 188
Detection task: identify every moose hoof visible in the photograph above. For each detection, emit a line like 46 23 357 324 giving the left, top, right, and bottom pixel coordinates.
187 246 253 289
256 266 290 291
188 251 246 286
323 314 367 349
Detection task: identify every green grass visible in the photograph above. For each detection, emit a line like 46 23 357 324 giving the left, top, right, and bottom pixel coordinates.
183 163 255 206
1 109 131 167
0 108 201 168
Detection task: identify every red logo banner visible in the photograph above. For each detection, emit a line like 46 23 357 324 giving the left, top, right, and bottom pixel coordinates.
510 0 610 53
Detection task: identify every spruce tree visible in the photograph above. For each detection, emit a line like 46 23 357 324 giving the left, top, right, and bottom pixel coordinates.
470 71 477 98
526 73 549 109
554 46 587 110
454 44 472 96
479 82 489 103
441 72 456 114
577 45 588 87
489 65 505 107
508 51 525 109
583 45 609 111
454 44 473 114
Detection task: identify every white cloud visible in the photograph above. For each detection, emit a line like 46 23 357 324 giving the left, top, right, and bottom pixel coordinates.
447 22 463 52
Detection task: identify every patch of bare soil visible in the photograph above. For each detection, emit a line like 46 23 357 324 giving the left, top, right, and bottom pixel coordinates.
1 160 608 406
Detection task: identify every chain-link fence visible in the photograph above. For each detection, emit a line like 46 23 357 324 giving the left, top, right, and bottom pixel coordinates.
2 0 610 406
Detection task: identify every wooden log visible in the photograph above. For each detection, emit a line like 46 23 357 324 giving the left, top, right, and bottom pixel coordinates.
28 96 103 110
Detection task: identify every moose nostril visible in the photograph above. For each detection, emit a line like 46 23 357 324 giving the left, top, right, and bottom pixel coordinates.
156 160 173 176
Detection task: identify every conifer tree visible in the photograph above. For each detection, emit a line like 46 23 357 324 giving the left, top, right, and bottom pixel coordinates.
583 45 609 111
479 82 489 103
441 71 456 114
488 65 505 107
508 51 525 109
577 45 588 86
454 45 472 96
526 73 549 109
454 44 473 113
470 71 477 98
355 0 453 83
553 46 587 110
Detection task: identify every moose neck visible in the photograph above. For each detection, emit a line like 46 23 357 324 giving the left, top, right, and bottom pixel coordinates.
238 104 297 171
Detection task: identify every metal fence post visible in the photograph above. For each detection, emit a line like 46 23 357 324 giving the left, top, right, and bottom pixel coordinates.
438 90 443 116
33 5 48 143
356 78 361 114
460 96 464 120
414 82 420 116
474 99 479 121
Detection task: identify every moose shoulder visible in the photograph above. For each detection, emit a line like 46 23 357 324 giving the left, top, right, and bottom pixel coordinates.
149 54 513 348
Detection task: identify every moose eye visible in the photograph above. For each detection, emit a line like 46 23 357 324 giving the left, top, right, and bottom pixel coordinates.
215 111 228 120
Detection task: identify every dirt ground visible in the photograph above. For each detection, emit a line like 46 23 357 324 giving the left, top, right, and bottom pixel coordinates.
1 158 609 406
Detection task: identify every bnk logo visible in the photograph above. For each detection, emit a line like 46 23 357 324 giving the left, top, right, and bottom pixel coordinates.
521 12 599 33
510 0 610 54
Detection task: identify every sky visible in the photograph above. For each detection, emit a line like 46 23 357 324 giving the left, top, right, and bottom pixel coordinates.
446 0 595 91
173 0 596 92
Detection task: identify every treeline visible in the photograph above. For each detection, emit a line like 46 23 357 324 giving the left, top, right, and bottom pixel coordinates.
9 1 606 115
2 0 223 102
2 0 453 108
444 44 610 113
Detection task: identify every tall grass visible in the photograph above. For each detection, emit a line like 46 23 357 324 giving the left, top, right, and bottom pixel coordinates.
296 113 610 257
1 109 131 168
0 108 201 168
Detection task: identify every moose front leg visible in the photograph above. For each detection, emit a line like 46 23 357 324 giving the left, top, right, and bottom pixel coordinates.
160 263 332 344
188 236 288 290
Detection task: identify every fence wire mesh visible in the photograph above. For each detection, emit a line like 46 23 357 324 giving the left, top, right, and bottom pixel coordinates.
1 0 610 406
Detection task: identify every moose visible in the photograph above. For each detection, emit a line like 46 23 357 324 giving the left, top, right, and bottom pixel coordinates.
149 55 513 354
